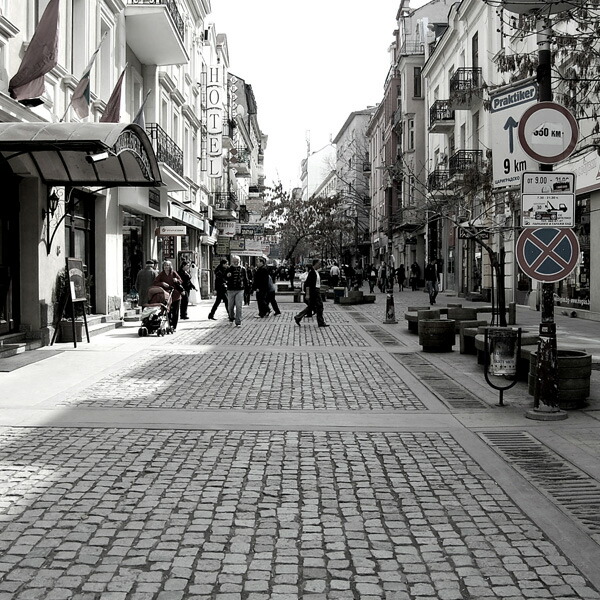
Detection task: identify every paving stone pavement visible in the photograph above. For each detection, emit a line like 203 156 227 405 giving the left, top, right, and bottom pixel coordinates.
1 289 600 599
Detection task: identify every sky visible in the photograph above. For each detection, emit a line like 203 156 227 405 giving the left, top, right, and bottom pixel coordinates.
209 0 429 191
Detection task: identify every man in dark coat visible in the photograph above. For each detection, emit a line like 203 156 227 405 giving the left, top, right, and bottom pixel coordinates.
253 257 271 317
208 258 229 320
294 258 328 327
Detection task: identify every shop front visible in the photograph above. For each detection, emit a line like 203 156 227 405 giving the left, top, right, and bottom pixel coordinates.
0 122 162 344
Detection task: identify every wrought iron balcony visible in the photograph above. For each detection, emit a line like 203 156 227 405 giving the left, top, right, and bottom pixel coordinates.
429 100 455 133
125 0 188 65
449 150 483 179
427 169 450 192
127 0 184 39
146 123 183 177
398 40 425 56
449 68 483 110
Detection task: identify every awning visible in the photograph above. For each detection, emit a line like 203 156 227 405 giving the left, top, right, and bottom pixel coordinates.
0 122 162 187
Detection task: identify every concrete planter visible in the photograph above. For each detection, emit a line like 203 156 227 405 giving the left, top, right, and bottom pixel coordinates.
528 349 592 409
418 319 456 352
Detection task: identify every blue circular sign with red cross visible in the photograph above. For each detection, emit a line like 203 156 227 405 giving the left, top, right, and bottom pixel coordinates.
516 227 580 283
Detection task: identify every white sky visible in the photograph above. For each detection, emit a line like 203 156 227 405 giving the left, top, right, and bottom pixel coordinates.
209 0 429 191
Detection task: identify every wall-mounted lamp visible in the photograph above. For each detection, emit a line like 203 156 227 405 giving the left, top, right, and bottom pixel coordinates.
85 151 110 164
43 187 63 220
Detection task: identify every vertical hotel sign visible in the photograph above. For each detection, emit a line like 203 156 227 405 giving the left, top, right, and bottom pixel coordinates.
207 65 223 178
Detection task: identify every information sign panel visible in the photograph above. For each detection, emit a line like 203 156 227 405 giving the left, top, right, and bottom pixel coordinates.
521 171 575 227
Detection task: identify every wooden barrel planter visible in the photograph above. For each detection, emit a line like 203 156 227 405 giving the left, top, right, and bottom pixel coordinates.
419 319 456 352
528 350 592 409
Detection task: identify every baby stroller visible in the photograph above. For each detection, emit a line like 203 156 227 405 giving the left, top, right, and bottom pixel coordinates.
138 285 174 337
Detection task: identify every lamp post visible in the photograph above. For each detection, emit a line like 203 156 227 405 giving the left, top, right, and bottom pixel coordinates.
384 186 397 323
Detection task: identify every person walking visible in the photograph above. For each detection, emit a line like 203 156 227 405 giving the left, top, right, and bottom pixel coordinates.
395 264 406 292
266 271 281 316
178 261 197 320
294 258 328 328
253 257 271 317
208 259 228 320
188 262 200 305
378 262 387 292
153 260 184 332
410 262 421 291
367 264 377 293
135 260 158 307
329 262 340 288
244 266 254 306
424 259 439 305
225 255 249 326
288 264 296 290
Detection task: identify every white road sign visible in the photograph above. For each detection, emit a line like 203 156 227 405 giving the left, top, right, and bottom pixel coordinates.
521 171 575 227
490 81 538 190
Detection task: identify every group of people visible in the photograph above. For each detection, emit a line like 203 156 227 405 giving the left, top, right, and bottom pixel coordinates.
208 255 282 326
362 260 439 304
135 259 199 331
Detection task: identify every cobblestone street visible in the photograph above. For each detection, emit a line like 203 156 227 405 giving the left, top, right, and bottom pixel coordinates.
2 292 600 599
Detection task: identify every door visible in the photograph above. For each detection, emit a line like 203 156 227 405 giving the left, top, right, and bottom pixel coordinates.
65 188 95 313
0 168 20 334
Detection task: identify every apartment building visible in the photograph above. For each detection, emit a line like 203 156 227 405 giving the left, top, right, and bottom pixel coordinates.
0 0 266 346
332 107 375 268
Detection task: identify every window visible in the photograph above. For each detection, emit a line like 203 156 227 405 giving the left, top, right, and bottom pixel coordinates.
408 119 415 150
71 0 86 75
413 67 422 98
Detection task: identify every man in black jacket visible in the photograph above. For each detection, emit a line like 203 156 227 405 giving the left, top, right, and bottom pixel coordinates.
208 258 228 320
225 255 249 326
294 259 329 328
253 257 271 317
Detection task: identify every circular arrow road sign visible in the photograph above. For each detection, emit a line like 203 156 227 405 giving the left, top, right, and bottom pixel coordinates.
518 102 578 164
516 227 580 283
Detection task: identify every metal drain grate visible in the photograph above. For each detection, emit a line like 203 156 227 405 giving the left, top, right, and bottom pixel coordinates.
363 325 403 346
480 431 600 542
346 310 371 323
393 354 489 409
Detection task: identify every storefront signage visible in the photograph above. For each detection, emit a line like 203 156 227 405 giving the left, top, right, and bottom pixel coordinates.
216 236 230 255
215 220 237 237
157 225 187 236
207 64 224 179
240 224 264 236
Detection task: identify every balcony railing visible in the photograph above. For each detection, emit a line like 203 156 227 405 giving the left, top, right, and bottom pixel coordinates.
211 192 239 212
429 100 455 130
146 123 183 176
449 67 482 94
449 150 483 178
427 169 450 192
398 40 425 56
128 0 184 40
230 146 250 165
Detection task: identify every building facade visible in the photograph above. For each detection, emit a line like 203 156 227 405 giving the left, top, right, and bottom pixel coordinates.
0 0 266 345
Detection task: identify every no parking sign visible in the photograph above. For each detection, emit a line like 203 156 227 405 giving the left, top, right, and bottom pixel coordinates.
516 227 580 283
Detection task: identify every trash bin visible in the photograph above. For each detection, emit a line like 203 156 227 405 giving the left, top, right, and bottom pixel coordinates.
333 287 346 304
486 327 520 376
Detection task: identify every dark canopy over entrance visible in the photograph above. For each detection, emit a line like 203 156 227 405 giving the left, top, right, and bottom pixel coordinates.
0 122 162 187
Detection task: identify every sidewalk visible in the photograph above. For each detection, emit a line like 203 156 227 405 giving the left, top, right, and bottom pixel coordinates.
1 291 600 599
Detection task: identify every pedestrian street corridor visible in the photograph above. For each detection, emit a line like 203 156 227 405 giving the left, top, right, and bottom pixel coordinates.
2 292 600 600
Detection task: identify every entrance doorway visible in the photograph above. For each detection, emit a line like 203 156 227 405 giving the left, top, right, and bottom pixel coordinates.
0 167 20 335
65 188 96 313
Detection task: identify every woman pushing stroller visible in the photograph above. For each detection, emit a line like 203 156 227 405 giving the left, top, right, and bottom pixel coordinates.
153 260 184 332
